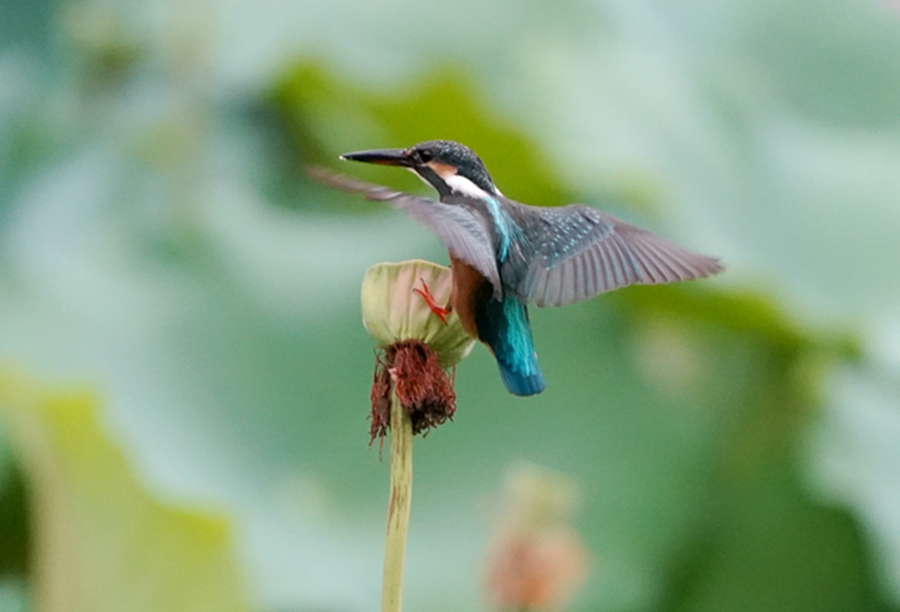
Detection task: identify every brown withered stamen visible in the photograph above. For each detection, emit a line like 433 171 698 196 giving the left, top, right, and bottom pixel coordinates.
370 352 393 443
370 339 457 442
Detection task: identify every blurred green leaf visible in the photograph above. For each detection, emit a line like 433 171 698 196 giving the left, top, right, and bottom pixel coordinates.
0 371 248 612
0 440 29 580
660 463 891 612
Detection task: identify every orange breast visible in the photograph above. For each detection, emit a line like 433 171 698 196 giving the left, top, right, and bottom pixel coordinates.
450 255 494 341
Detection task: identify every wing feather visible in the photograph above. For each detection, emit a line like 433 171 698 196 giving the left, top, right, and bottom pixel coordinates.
562 258 576 305
597 241 616 291
581 256 593 301
517 204 723 307
630 241 667 283
641 237 694 279
639 240 684 279
624 238 655 282
308 166 502 296
608 236 632 286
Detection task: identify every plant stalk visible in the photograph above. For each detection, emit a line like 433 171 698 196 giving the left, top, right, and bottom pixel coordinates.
382 386 413 612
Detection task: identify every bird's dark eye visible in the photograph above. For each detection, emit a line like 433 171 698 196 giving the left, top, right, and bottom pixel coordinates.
417 150 433 163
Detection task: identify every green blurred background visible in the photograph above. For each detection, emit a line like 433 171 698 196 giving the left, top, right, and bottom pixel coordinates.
1 0 900 611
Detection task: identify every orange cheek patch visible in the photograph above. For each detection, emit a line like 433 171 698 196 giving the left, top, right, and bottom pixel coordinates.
426 161 457 179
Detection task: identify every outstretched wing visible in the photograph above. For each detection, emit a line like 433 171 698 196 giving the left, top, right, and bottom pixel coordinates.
308 166 502 296
512 203 723 307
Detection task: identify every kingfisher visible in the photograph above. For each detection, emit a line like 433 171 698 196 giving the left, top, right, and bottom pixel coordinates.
314 140 723 396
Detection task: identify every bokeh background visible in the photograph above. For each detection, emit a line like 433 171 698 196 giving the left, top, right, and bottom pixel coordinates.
2 0 900 611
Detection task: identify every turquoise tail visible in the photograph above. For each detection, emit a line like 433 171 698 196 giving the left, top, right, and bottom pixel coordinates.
475 295 546 396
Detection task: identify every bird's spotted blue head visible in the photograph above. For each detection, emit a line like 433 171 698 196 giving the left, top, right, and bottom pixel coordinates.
341 140 500 200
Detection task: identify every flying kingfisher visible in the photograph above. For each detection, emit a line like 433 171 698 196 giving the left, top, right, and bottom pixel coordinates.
314 140 723 396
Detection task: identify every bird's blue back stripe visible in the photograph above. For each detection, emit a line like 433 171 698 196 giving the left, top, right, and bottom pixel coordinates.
484 196 512 262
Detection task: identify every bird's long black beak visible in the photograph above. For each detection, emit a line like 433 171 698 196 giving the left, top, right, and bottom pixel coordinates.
340 148 413 167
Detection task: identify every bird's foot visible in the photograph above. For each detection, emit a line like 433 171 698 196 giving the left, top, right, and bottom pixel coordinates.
413 279 451 324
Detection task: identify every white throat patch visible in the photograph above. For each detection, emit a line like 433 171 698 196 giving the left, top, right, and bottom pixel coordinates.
444 173 493 199
421 161 502 198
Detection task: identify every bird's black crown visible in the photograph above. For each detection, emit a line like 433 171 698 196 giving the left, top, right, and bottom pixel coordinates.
409 140 496 193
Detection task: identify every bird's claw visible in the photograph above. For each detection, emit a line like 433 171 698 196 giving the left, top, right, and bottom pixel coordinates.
413 278 451 324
